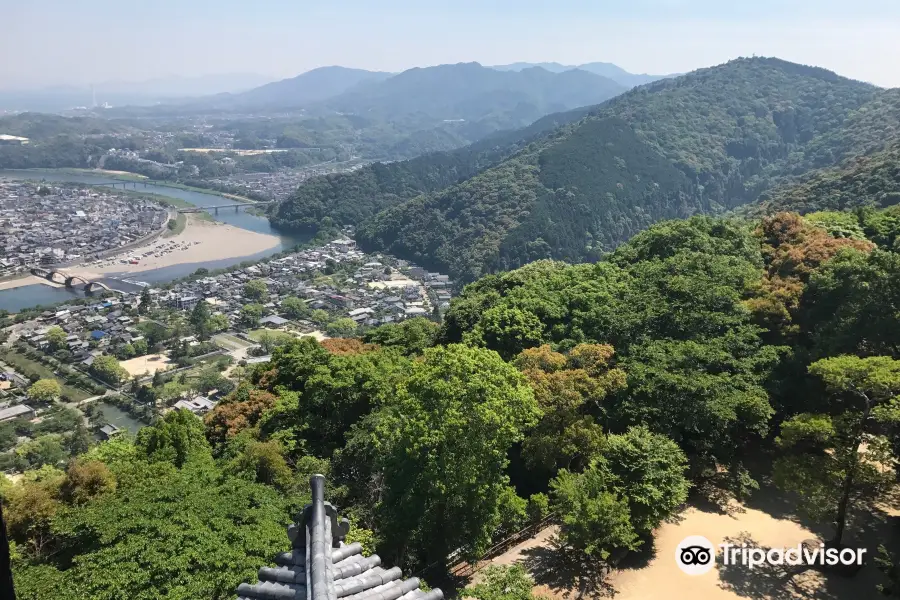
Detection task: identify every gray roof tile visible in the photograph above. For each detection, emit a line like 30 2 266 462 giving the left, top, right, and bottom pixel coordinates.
237 476 443 600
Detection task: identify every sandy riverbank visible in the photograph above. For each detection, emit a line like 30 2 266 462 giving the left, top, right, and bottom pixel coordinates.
67 214 281 277
0 275 64 291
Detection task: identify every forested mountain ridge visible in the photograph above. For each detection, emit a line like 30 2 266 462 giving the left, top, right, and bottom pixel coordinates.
348 57 894 281
755 88 900 213
268 105 594 232
760 143 900 214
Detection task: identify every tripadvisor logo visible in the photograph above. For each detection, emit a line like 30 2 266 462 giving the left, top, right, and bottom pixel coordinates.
676 536 716 575
675 536 867 575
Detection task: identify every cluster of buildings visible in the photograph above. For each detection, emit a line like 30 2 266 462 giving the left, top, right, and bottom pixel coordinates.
16 296 143 366
0 179 169 277
158 238 454 330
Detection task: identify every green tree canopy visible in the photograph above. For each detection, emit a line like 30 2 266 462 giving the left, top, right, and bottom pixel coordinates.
28 379 62 403
89 356 128 386
240 304 264 328
365 344 540 567
243 279 268 302
773 355 900 545
362 318 439 356
45 326 67 351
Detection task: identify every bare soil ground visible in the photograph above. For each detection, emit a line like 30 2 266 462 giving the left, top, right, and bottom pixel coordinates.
476 486 898 600
120 353 173 377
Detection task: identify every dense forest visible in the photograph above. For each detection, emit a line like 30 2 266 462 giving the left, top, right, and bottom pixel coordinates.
268 106 593 232
273 57 900 282
5 204 900 599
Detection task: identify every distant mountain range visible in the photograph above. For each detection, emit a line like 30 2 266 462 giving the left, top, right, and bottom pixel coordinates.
318 63 626 121
272 57 898 282
217 63 627 116
0 61 666 114
197 63 627 153
490 62 672 88
224 67 393 108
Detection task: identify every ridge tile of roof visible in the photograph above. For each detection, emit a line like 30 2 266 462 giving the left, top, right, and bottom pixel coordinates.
236 475 443 600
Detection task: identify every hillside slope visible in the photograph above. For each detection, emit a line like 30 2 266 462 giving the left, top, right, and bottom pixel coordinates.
354 58 885 281
213 66 393 108
761 144 900 213
268 105 594 232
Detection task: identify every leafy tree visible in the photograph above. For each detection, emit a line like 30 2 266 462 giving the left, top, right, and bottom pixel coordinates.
309 309 330 325
362 318 438 356
89 355 128 386
526 493 550 522
27 379 61 403
65 422 92 457
16 435 67 469
551 427 689 558
138 288 153 314
12 461 294 600
61 459 116 505
617 337 777 474
280 296 309 320
513 344 626 475
151 370 165 388
464 565 541 600
46 326 67 351
773 355 900 545
132 338 149 356
595 426 691 534
319 338 378 355
204 388 277 451
189 299 212 340
366 344 540 567
262 339 408 456
135 409 212 468
466 306 545 360
4 468 64 559
326 317 358 337
802 249 900 360
750 212 874 342
240 304 264 328
206 314 229 334
226 439 292 490
550 469 640 560
243 279 268 301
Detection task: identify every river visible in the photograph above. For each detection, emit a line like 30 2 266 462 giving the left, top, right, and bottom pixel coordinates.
0 170 306 311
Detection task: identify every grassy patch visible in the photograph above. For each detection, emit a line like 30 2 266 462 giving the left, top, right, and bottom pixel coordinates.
213 333 253 350
247 329 295 344
0 350 92 402
163 213 187 238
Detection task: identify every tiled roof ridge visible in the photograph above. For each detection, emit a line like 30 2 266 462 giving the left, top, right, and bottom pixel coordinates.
236 475 444 600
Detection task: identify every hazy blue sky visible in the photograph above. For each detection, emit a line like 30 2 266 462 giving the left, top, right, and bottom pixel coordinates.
3 0 899 88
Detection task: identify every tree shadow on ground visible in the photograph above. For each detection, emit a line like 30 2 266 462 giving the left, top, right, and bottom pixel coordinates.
690 481 748 518
716 532 827 600
520 534 618 599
